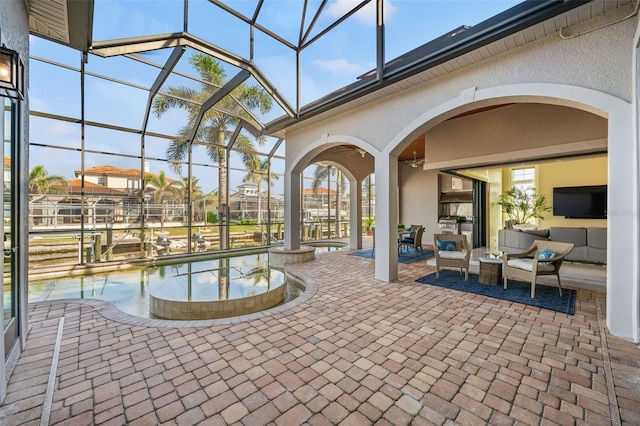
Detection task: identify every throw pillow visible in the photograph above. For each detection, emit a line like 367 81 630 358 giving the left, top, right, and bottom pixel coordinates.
437 240 457 251
538 249 555 265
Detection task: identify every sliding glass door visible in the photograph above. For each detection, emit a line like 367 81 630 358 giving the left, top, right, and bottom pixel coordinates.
3 98 18 357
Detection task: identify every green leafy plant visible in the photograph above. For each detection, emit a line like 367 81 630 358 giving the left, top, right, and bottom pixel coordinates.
206 211 218 224
363 217 375 235
498 186 551 224
398 223 405 229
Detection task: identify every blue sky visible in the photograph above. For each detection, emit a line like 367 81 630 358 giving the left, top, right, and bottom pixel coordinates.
29 0 521 195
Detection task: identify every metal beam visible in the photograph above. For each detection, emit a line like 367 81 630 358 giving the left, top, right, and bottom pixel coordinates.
209 0 297 50
301 0 371 50
248 63 295 118
90 33 186 57
268 138 284 159
376 0 384 82
227 124 242 151
300 0 328 46
187 69 251 145
142 46 185 136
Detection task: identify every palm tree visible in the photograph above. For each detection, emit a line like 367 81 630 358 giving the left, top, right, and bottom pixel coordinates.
242 158 279 225
28 165 67 196
144 170 183 230
362 174 375 219
312 164 347 238
179 176 204 221
152 53 272 249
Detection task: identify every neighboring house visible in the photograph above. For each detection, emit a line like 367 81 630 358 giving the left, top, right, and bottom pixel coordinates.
31 165 185 226
76 165 144 196
301 188 347 220
31 179 129 225
228 183 285 221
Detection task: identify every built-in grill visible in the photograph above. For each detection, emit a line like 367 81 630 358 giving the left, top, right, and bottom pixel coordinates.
437 216 461 234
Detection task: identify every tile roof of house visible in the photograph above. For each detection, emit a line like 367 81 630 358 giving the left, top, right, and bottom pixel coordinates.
76 165 144 178
53 179 128 196
303 188 336 195
76 165 169 181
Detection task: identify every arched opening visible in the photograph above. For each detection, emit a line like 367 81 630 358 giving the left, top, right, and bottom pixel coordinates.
384 83 633 339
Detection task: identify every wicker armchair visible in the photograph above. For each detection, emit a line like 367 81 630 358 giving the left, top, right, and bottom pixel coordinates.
502 240 575 298
434 234 471 281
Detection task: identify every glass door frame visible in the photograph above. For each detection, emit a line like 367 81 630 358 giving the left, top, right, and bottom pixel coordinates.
2 98 19 358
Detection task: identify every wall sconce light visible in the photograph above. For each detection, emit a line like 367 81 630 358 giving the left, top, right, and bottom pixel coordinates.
0 46 24 100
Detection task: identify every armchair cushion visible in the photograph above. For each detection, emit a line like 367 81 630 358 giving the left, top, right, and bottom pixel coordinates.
437 240 457 251
507 258 555 272
439 251 466 260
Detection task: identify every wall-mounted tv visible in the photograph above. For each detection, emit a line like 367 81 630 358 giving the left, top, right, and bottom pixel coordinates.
553 185 607 219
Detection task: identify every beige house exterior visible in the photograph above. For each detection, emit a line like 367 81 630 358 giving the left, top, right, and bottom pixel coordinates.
282 3 639 341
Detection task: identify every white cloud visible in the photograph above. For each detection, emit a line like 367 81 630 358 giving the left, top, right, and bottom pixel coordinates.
312 58 364 75
50 122 77 136
326 0 398 25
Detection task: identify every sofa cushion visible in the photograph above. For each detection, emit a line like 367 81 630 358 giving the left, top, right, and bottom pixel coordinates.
501 229 548 250
522 229 550 238
549 227 587 247
587 247 607 264
587 227 607 249
565 246 587 262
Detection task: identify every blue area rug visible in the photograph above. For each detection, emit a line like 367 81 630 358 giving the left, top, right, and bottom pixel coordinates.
350 248 435 264
416 269 576 315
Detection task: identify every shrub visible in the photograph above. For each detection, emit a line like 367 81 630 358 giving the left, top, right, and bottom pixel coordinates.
207 211 218 224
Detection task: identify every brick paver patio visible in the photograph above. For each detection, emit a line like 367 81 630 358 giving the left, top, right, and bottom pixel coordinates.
1 246 639 425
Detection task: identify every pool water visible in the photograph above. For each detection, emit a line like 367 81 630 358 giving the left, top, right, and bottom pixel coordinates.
309 243 346 253
29 252 285 319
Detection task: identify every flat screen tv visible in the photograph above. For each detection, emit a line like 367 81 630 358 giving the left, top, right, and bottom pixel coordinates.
553 185 607 219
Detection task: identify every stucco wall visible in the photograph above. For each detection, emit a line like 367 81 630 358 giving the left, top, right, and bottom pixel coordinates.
398 166 438 243
423 104 607 167
283 10 638 340
537 157 608 228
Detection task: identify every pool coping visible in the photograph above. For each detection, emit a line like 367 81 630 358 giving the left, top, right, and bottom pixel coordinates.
28 267 318 328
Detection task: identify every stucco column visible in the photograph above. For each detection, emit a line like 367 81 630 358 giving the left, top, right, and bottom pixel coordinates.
374 154 399 282
350 176 363 249
607 103 638 341
284 170 301 250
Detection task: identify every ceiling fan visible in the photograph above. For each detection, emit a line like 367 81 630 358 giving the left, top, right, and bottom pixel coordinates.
345 147 367 157
408 151 425 168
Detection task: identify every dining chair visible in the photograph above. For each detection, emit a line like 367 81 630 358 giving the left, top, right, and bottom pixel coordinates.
400 227 424 255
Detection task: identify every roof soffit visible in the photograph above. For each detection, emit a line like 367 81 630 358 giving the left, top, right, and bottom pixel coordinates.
28 0 93 51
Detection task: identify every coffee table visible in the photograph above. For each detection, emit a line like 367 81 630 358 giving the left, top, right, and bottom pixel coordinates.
479 257 503 285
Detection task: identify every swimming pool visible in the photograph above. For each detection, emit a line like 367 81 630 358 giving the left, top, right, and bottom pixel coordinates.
29 252 287 319
28 243 346 319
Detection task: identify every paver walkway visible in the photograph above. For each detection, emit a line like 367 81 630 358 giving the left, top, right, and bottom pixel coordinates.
1 247 639 425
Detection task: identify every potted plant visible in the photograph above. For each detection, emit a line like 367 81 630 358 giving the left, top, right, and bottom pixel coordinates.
497 186 551 229
398 223 405 231
363 217 375 235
